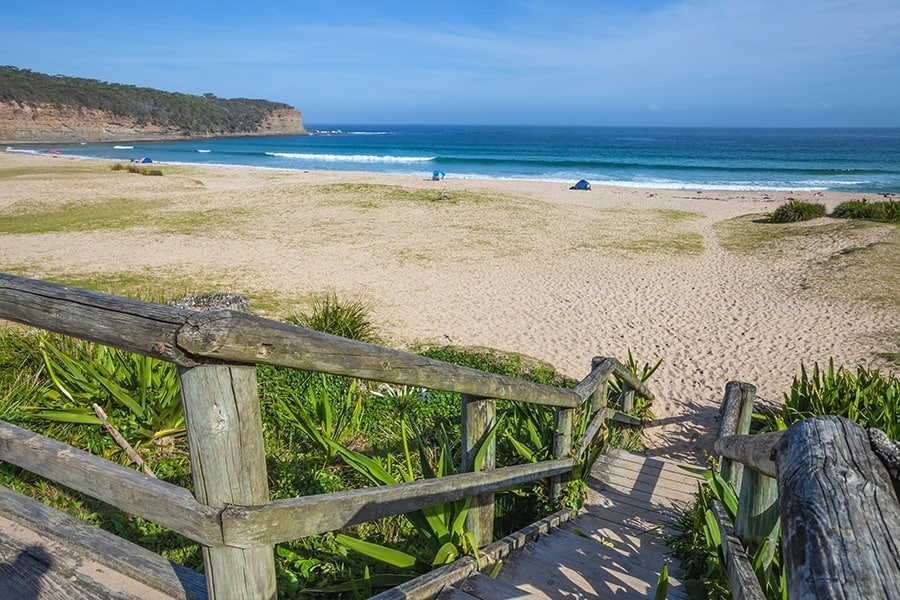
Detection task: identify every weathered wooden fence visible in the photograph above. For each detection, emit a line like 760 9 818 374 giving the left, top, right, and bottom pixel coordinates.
713 381 900 600
0 273 650 599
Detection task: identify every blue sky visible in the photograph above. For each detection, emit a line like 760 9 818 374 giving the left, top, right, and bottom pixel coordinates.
4 1 900 126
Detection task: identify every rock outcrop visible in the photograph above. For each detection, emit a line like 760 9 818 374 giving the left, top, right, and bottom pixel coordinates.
0 102 306 144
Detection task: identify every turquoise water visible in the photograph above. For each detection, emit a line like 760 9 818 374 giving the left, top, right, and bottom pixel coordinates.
9 125 900 192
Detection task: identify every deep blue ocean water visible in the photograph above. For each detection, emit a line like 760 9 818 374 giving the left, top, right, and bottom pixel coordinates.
8 125 900 193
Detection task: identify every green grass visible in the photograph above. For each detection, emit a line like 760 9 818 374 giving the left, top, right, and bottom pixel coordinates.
0 198 171 234
0 196 256 236
804 233 900 309
715 213 899 313
0 163 110 179
111 163 164 176
313 183 500 207
575 208 705 256
767 200 826 223
714 213 876 256
833 198 900 223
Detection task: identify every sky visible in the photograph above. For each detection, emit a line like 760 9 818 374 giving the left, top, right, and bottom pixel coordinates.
3 1 900 127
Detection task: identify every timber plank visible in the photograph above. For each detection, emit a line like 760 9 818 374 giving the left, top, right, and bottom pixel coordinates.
494 528 683 599
0 485 205 599
435 587 479 600
459 572 534 599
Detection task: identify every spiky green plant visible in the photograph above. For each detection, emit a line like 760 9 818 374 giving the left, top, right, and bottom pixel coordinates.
23 334 184 462
767 360 898 438
767 200 826 223
273 374 365 463
670 463 785 599
289 293 380 343
331 420 495 575
833 198 900 223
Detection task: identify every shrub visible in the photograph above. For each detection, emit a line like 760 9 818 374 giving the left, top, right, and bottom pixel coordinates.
833 198 900 223
110 163 164 176
767 200 826 223
288 293 380 344
763 360 898 438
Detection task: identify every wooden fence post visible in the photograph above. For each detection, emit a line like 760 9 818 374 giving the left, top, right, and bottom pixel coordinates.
717 382 777 550
178 363 275 600
718 381 756 491
620 383 635 414
734 467 779 554
776 416 900 599
550 407 575 500
461 394 496 547
589 357 609 414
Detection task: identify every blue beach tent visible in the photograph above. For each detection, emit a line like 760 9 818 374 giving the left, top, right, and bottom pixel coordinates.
140 157 153 164
432 169 445 180
570 179 590 190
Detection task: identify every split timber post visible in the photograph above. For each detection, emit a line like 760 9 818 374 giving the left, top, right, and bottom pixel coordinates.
717 381 756 491
716 415 900 598
717 382 778 552
176 296 276 600
461 394 496 547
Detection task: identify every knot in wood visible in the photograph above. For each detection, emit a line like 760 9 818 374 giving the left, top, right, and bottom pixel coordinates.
177 311 234 355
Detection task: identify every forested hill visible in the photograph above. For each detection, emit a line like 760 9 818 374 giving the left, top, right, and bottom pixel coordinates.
0 66 306 142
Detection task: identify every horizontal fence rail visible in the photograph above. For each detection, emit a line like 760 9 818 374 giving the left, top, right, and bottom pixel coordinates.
0 273 580 407
0 272 655 599
0 420 223 546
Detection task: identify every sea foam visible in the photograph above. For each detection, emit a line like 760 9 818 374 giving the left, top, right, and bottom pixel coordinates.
266 152 433 163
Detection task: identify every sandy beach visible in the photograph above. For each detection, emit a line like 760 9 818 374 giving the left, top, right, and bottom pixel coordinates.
2 151 897 462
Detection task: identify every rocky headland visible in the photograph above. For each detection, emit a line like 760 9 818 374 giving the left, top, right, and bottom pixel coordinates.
0 101 306 144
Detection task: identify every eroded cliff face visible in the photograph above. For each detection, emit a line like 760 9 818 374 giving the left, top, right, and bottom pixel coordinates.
0 102 306 143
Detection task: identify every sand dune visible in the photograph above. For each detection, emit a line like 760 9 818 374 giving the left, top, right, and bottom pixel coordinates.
2 151 897 461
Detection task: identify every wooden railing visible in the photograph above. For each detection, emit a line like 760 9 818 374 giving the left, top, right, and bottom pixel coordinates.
713 381 900 600
0 273 651 599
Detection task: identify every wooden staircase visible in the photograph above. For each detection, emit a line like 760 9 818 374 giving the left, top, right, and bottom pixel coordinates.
434 449 703 599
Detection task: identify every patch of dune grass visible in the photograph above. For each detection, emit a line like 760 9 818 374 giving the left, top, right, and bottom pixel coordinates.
803 232 900 309
0 198 171 234
716 213 899 311
0 197 255 236
313 183 499 206
576 208 705 256
713 213 873 256
0 163 109 179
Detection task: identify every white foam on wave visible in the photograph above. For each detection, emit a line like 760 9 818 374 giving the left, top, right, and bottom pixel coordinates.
347 131 388 135
265 152 433 163
591 179 827 192
113 145 134 150
5 146 42 155
197 149 211 153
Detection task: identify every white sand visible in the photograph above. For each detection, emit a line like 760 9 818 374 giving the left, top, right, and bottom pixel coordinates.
2 151 897 462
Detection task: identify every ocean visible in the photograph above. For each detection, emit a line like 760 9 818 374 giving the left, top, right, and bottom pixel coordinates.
8 125 900 193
